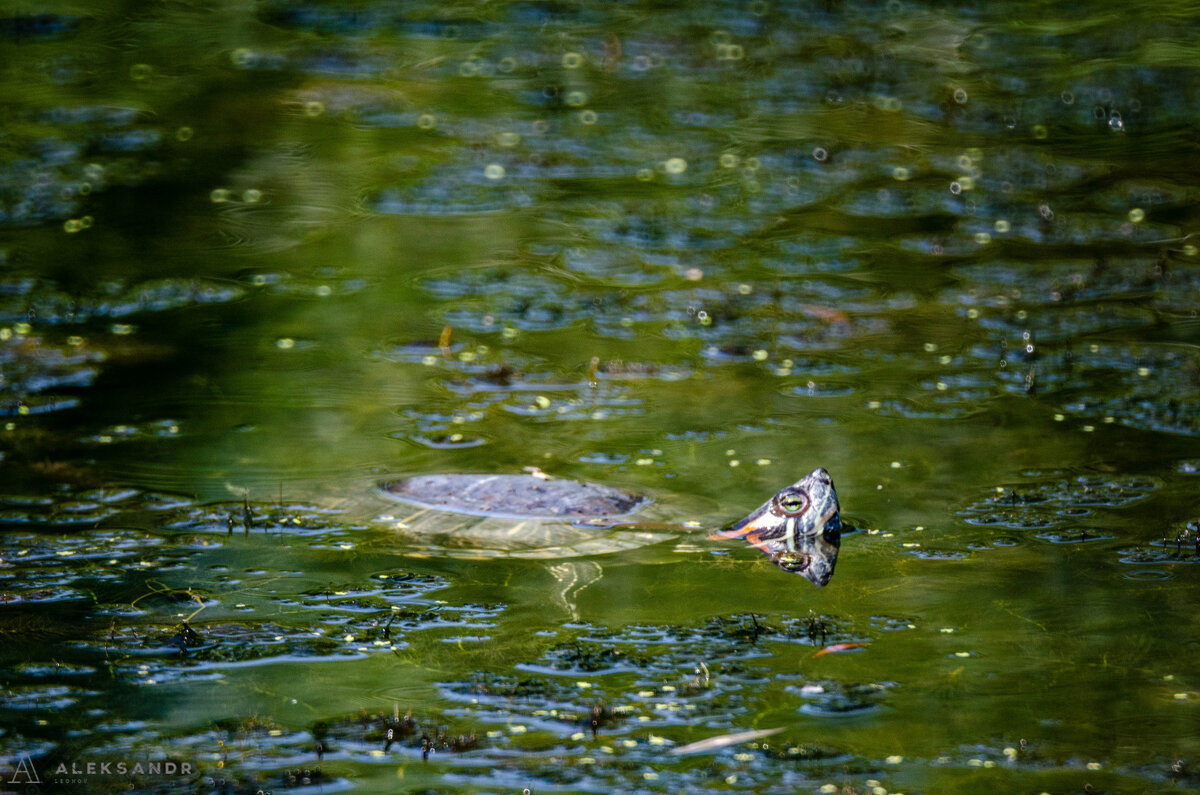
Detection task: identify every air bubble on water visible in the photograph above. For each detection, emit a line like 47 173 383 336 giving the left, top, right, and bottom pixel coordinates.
1061 90 1075 105
953 87 968 104
717 43 745 60
813 147 828 162
873 95 902 112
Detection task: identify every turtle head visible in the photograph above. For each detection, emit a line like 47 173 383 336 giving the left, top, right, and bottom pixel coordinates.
710 467 842 587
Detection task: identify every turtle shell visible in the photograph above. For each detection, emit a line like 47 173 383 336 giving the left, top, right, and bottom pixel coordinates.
384 474 649 520
375 473 671 560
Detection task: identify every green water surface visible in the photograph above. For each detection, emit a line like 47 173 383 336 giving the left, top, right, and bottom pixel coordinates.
1 1 1199 792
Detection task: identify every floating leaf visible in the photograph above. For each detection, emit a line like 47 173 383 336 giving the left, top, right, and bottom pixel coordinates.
813 642 870 657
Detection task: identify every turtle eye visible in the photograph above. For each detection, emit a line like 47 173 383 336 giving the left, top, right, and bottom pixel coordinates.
778 493 808 515
776 552 811 572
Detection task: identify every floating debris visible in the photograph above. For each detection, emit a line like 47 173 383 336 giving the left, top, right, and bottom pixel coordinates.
669 727 783 756
813 642 871 657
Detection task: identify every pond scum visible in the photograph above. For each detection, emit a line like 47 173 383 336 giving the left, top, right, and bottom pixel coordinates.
3 0 1200 792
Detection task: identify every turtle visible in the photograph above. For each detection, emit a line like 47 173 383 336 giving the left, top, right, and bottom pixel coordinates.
374 467 842 588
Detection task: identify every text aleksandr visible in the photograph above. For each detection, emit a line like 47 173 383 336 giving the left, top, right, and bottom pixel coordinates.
55 762 193 775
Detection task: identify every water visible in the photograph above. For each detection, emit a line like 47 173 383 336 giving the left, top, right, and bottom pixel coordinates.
2 1 1200 792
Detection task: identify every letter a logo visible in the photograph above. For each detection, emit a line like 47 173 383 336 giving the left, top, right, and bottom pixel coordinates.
9 753 40 784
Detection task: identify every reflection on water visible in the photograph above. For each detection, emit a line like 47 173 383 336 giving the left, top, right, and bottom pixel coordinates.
2 0 1200 791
